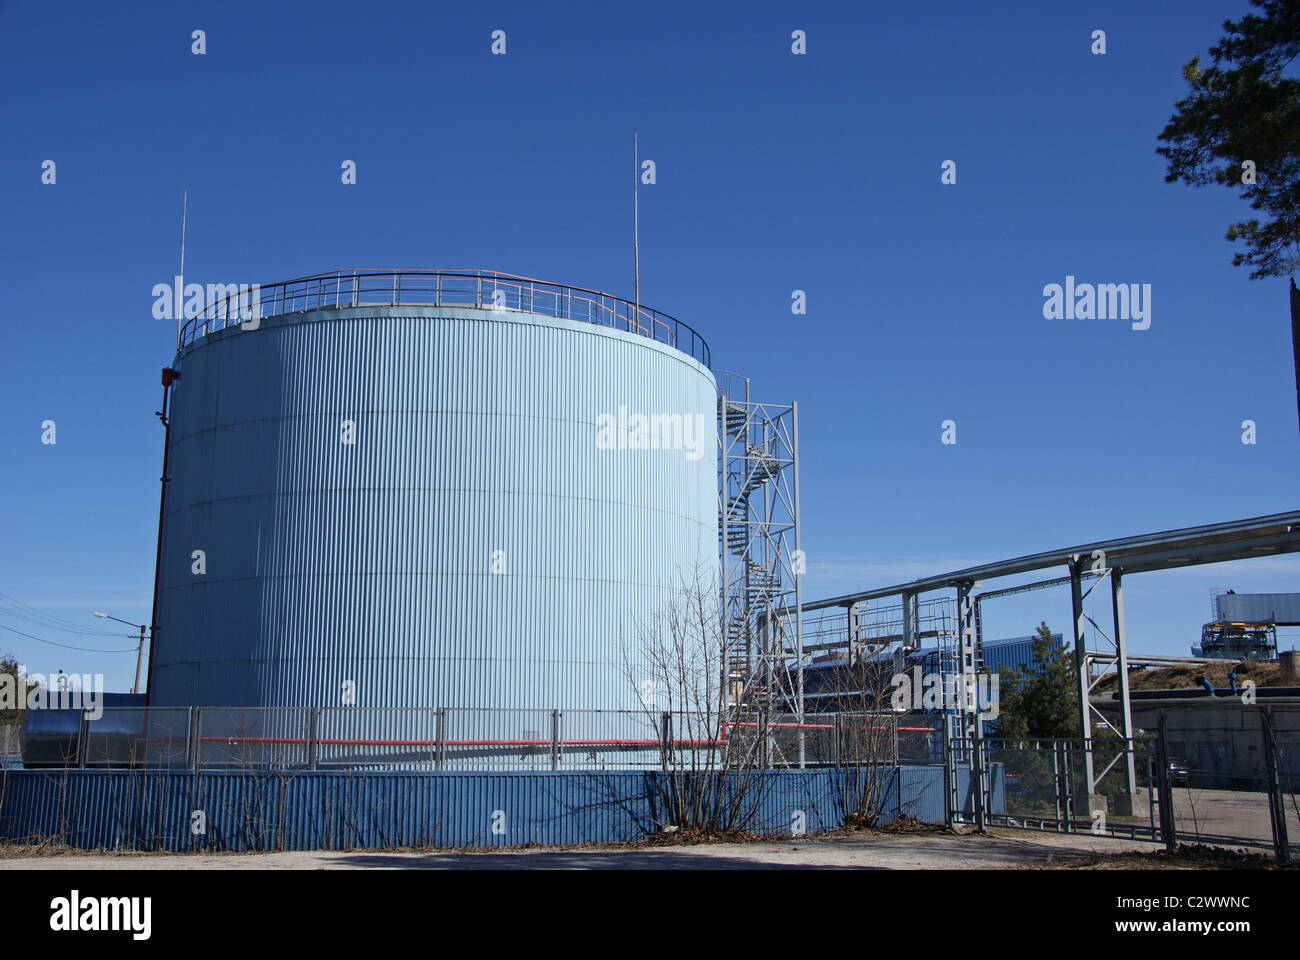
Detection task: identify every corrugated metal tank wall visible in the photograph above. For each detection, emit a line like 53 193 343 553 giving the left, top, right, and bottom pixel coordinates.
150 305 717 712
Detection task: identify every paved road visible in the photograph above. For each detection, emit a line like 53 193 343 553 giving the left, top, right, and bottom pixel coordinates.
1170 787 1300 849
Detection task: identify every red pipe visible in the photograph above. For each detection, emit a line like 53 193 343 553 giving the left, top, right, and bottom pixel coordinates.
143 723 936 749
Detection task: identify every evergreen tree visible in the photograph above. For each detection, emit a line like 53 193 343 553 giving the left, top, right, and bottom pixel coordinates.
995 622 1078 739
1157 0 1300 278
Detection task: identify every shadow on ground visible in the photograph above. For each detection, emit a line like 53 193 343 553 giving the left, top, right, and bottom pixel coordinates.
328 850 831 869
324 834 1103 870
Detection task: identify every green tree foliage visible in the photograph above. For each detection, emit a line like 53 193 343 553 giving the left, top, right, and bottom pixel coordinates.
1 652 41 727
994 622 1078 739
1157 0 1300 278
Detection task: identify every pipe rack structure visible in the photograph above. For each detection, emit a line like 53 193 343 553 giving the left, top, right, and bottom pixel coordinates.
798 510 1300 818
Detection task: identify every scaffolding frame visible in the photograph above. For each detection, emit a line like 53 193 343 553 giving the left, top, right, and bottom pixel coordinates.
715 372 804 756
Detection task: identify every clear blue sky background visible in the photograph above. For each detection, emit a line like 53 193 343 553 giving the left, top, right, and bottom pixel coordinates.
2 0 1297 690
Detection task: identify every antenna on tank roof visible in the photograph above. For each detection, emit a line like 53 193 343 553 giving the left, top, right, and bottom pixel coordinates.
177 190 188 351
634 131 639 325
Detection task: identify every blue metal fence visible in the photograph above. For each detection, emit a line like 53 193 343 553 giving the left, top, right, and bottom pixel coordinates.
0 766 949 851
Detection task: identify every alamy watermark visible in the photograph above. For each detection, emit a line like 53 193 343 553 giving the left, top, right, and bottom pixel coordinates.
50 890 150 940
152 276 262 327
1042 275 1151 330
889 667 999 720
595 406 710 461
1 668 104 720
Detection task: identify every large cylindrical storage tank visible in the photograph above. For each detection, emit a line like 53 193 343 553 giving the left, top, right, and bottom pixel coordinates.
148 271 716 758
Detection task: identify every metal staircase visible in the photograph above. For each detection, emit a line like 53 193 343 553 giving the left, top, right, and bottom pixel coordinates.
714 373 803 722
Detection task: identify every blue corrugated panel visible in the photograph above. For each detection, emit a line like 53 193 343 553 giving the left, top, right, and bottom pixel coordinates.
983 635 1064 674
0 767 949 851
151 305 717 729
897 765 946 823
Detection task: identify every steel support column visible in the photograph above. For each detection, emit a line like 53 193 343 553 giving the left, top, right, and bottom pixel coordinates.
1111 568 1138 796
791 401 805 768
956 580 985 829
901 590 918 653
956 581 978 738
1069 560 1097 796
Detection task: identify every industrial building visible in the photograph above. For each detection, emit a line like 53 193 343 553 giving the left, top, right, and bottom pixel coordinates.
1191 590 1300 659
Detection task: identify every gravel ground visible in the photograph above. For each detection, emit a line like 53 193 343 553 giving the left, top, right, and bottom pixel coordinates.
0 828 1195 870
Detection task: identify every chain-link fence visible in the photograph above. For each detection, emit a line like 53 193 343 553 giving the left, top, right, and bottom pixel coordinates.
952 705 1298 862
1159 704 1298 857
970 737 1159 840
13 706 943 773
760 712 941 766
0 722 21 768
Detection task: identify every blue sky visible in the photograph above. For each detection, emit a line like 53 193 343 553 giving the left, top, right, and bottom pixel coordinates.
2 0 1298 689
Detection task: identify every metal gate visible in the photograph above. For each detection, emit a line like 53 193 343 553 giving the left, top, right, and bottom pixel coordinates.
949 709 1296 863
950 736 1160 841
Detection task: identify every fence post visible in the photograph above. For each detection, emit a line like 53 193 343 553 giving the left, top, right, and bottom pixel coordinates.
1052 742 1063 828
941 719 952 828
1261 706 1291 865
660 711 672 761
434 708 445 770
971 731 986 832
77 709 89 769
1146 739 1158 839
188 707 202 771
550 710 560 771
307 707 319 771
1155 710 1176 852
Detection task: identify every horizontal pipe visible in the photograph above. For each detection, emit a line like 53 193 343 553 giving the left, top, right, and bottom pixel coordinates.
191 736 717 748
800 510 1300 612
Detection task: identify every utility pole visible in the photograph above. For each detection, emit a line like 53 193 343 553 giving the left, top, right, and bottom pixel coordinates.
93 612 149 695
134 623 146 695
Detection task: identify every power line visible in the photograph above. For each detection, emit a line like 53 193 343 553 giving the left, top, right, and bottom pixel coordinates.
0 622 138 653
0 592 121 628
0 605 125 637
0 593 130 637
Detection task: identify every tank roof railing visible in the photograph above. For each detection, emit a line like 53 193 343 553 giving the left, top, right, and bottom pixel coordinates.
175 268 710 367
